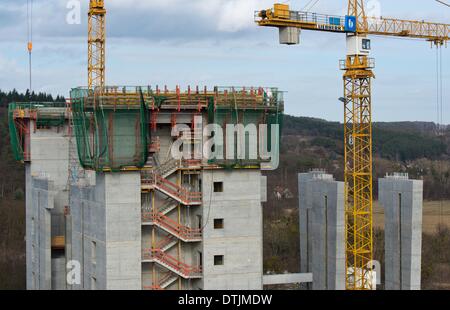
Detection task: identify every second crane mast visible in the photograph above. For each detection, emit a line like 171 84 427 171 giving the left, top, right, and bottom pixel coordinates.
256 0 449 290
342 0 374 291
88 0 106 90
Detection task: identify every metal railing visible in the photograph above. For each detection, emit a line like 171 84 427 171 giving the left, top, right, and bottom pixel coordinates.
71 85 284 109
142 211 202 240
142 248 202 278
255 9 346 30
141 172 202 205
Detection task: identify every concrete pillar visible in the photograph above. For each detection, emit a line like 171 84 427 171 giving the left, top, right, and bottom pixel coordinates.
30 177 56 290
379 173 423 290
69 171 142 290
26 121 70 290
202 169 263 290
298 172 316 275
298 171 345 290
103 172 142 290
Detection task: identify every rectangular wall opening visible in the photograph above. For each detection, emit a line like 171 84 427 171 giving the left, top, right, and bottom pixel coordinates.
214 182 223 193
91 240 97 265
214 219 224 229
214 255 224 266
197 215 203 230
198 251 203 269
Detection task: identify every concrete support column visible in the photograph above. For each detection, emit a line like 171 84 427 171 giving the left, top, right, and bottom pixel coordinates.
69 171 141 290
104 172 142 290
298 171 345 290
379 173 423 290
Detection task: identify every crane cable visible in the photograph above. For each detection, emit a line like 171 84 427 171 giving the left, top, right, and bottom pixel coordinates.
278 0 321 13
302 0 321 11
436 0 450 7
27 0 33 95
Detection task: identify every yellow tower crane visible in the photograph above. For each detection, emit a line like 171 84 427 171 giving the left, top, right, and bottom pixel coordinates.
256 1 449 290
88 0 106 90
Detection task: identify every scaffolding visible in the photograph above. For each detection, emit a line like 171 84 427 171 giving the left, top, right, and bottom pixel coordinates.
70 87 149 172
69 86 284 172
207 88 283 168
8 102 67 162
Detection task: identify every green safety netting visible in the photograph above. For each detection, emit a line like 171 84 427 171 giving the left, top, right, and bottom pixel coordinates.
207 92 283 169
8 102 66 161
70 88 149 172
8 103 24 161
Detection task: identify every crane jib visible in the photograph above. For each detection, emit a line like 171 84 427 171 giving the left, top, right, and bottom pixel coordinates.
256 6 450 43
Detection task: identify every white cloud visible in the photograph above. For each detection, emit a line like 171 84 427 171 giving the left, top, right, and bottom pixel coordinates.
216 0 264 32
107 0 276 32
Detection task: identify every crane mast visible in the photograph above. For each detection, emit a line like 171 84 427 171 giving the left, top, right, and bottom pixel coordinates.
343 0 374 290
255 0 449 290
88 0 106 90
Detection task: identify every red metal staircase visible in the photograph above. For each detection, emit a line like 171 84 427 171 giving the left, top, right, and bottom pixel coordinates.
158 199 178 216
153 158 202 178
141 158 203 289
141 172 202 205
143 271 178 290
142 249 202 279
155 158 182 178
155 234 178 252
142 211 202 242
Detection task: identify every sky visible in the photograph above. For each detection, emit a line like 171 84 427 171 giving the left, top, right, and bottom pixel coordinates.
0 0 449 123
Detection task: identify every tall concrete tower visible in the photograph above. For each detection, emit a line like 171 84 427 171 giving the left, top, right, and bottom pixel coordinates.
379 173 423 290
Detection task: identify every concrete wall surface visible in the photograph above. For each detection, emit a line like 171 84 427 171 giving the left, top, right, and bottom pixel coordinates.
202 169 263 290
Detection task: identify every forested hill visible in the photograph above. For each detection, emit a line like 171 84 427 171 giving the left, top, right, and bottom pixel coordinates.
283 115 449 162
267 115 450 206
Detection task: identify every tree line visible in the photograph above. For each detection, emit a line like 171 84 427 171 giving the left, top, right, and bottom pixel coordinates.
0 89 65 107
